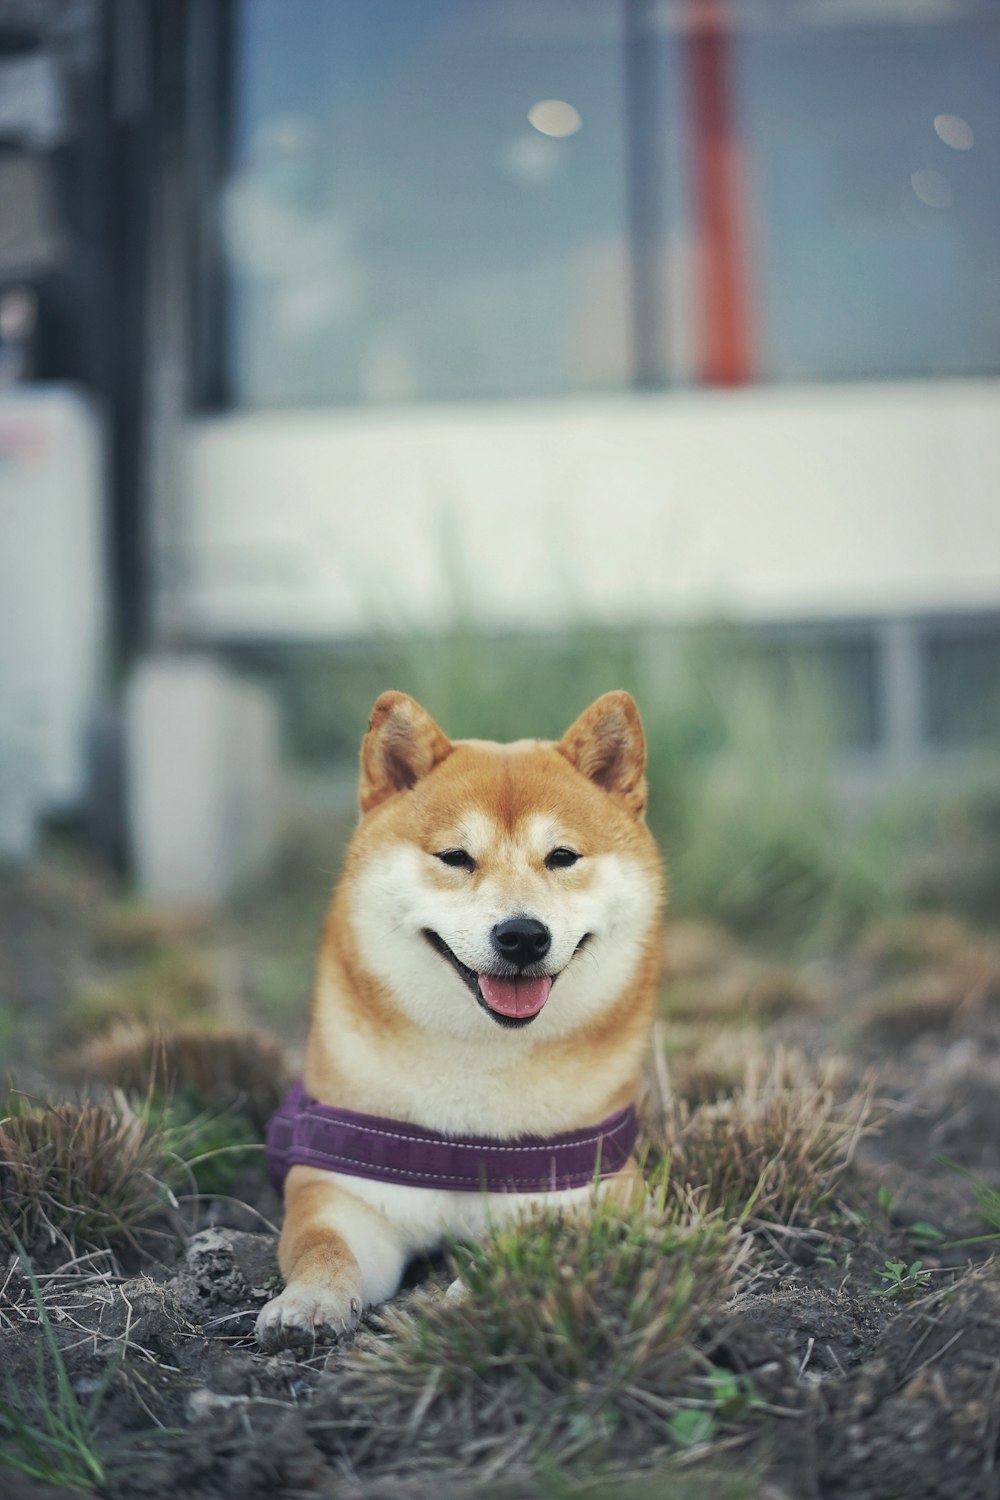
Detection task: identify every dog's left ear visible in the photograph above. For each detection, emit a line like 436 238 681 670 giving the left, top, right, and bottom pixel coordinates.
557 691 647 818
359 692 453 813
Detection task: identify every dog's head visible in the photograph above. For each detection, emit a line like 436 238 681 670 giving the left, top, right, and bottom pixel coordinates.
336 691 664 1043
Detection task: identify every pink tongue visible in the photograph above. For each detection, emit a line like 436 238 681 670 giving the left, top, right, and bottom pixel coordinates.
479 974 553 1018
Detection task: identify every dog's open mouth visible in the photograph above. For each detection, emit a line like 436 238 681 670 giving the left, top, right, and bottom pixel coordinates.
422 929 587 1029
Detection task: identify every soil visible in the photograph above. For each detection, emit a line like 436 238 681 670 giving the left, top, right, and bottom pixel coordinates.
4 846 1000 1499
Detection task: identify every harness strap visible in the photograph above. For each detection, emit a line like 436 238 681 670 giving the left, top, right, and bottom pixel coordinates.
266 1080 637 1194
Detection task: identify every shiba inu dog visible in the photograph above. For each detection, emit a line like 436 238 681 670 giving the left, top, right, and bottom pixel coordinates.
256 689 664 1351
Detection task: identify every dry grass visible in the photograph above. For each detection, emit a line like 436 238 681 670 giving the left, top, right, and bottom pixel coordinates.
662 964 821 1027
857 918 1000 1041
642 1046 874 1232
665 1030 769 1106
857 912 997 972
662 920 735 982
320 1194 746 1476
660 921 824 1031
77 1025 291 1132
0 1090 184 1263
88 903 209 964
68 950 220 1037
861 972 988 1042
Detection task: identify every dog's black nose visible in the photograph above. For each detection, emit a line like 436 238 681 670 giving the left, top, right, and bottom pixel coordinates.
490 917 552 969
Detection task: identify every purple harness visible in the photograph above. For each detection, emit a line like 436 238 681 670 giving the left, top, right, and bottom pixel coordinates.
266 1080 638 1195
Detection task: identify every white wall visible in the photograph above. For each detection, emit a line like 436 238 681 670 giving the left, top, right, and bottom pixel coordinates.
163 380 1000 640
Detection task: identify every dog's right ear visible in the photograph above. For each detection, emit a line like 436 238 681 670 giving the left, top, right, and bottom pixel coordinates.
359 692 453 814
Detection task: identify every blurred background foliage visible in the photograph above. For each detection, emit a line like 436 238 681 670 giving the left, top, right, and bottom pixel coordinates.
230 618 1000 950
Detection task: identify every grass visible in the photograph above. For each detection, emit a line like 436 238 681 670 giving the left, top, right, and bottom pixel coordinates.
661 963 821 1027
325 1191 747 1475
860 971 983 1042
659 1026 765 1107
527 1464 764 1500
899 778 1000 923
0 1239 174 1494
856 919 1000 1041
662 919 735 981
394 1460 769 1500
653 653 884 943
870 1259 932 1301
225 823 345 1021
73 1027 290 1196
151 1099 262 1198
0 1089 186 1263
244 622 931 947
940 1162 1000 1250
68 949 220 1038
78 1025 290 1133
0 1246 113 1492
644 1048 875 1234
858 912 994 972
88 903 208 964
0 930 987 1498
234 620 1000 949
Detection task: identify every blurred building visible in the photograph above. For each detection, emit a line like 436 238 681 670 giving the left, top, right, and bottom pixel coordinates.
1 0 998 891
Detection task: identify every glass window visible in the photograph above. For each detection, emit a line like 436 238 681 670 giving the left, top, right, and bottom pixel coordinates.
212 1 1000 407
222 0 631 406
736 628 881 752
737 10 1000 381
924 619 1000 746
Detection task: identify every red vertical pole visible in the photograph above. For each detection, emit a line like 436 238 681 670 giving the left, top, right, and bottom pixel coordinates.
685 0 753 386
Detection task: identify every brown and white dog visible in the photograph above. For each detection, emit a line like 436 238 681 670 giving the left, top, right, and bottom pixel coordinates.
256 690 664 1351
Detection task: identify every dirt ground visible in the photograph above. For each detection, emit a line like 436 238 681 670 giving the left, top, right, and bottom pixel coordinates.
4 839 1000 1499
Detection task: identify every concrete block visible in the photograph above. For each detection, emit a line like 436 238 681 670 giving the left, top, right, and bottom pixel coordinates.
126 654 283 906
0 386 107 860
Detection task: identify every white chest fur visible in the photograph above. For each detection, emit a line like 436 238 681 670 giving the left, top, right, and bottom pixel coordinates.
323 1168 598 1255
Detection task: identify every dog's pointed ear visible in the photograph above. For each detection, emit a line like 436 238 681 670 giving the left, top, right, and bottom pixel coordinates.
557 691 647 818
359 692 453 814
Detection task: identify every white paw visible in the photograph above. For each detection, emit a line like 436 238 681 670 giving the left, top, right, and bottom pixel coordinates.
255 1281 362 1352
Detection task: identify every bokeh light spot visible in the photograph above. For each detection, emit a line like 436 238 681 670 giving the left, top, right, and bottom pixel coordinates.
933 113 974 151
527 99 582 138
910 168 953 209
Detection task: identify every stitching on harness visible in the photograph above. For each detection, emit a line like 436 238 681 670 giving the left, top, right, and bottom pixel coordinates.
295 1110 633 1154
277 1148 603 1188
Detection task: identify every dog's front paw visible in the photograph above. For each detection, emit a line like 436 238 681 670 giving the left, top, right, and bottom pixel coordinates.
255 1281 362 1353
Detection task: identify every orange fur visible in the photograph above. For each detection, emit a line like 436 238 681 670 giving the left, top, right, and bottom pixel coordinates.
279 1177 361 1290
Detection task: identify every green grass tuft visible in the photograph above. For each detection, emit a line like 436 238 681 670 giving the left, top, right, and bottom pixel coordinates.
329 1192 746 1474
0 1242 120 1493
72 1026 292 1196
0 1255 110 1492
940 1162 1000 1249
870 1259 932 1301
0 1242 177 1494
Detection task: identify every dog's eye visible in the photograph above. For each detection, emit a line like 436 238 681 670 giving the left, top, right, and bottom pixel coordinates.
436 849 476 871
545 847 580 870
